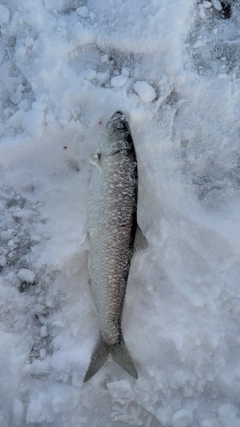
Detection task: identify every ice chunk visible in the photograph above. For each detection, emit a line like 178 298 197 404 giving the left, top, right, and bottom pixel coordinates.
40 326 48 338
0 255 6 267
211 0 222 10
171 409 193 427
72 23 95 45
25 37 34 48
193 40 204 49
76 6 89 18
198 4 206 18
111 75 127 88
121 67 129 77
107 380 132 403
52 320 64 327
26 393 54 424
18 99 30 111
84 69 97 80
218 404 238 426
17 268 36 283
96 72 109 84
101 54 108 63
156 406 173 425
8 110 24 128
10 85 24 104
133 81 156 103
203 1 212 8
40 349 46 359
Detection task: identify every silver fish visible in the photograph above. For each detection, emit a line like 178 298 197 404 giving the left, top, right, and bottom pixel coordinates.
84 111 148 382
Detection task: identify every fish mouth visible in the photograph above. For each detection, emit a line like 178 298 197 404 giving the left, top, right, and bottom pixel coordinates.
110 111 126 121
101 110 133 156
106 111 129 133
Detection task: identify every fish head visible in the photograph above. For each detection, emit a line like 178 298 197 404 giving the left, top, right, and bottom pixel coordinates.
101 111 133 156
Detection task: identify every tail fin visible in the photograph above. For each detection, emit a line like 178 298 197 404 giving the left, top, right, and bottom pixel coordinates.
84 336 109 382
84 333 138 382
111 333 138 379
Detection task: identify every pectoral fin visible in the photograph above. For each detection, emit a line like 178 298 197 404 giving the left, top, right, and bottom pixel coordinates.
133 225 149 255
90 152 102 172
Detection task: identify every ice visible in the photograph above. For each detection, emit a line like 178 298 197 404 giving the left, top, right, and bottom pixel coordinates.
0 0 240 425
8 110 25 129
13 399 24 426
193 40 204 49
40 325 48 338
22 109 45 139
133 81 156 103
97 71 110 84
0 38 5 64
111 75 127 88
218 404 240 427
26 392 54 424
101 54 109 64
211 0 222 11
0 255 6 267
198 5 206 19
0 5 9 25
155 406 173 425
171 409 193 427
202 1 212 8
107 380 132 402
17 268 35 283
76 6 89 18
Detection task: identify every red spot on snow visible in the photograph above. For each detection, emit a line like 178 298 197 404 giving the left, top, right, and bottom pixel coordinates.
98 121 102 125
63 146 67 150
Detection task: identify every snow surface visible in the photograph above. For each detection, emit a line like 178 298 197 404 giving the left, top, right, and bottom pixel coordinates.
0 0 240 426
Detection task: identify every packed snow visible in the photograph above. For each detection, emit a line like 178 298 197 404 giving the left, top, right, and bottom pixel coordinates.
0 0 240 426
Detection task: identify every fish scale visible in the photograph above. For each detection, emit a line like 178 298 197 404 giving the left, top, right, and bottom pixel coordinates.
88 152 137 344
84 111 148 382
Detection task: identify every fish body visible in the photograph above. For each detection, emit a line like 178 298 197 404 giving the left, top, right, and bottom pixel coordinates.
84 111 147 382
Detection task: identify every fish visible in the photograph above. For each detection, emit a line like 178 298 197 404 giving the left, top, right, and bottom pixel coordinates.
84 111 148 382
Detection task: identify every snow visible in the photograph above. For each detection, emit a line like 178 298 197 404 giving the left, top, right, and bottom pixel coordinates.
76 6 89 18
202 1 212 8
211 0 222 11
133 81 156 103
0 0 240 426
111 75 127 88
0 5 10 25
171 409 193 427
17 268 36 283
